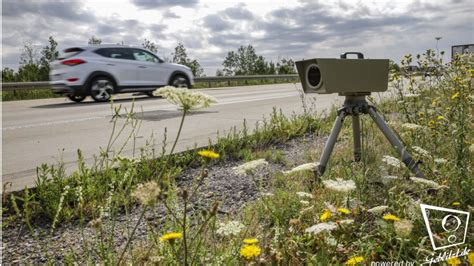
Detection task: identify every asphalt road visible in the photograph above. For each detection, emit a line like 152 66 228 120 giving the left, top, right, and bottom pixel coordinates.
2 84 345 191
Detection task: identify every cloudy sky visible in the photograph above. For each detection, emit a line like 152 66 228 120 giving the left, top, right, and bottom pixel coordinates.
2 0 473 75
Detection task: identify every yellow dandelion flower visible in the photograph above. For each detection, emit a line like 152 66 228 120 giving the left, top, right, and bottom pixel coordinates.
345 256 364 265
243 238 259 245
383 213 401 221
452 202 461 206
320 209 332 222
467 252 474 265
240 244 261 260
197 150 220 159
337 208 351 214
451 92 460 100
428 120 435 128
446 257 461 266
159 232 183 242
437 115 444 120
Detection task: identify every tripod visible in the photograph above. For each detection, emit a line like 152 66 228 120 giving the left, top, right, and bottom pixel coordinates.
317 94 426 178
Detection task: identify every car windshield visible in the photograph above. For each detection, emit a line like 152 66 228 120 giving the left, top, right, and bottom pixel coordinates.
156 54 165 62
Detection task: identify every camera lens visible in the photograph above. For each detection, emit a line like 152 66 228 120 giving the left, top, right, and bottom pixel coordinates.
307 64 321 88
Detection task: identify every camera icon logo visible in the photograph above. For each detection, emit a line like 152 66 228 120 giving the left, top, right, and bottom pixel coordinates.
420 204 470 250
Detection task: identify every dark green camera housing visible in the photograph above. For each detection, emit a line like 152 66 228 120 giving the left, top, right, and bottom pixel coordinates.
295 55 390 94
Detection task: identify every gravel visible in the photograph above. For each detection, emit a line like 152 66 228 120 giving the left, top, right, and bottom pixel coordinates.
2 134 323 264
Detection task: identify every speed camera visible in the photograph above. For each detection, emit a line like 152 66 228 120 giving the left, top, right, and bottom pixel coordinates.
295 52 390 94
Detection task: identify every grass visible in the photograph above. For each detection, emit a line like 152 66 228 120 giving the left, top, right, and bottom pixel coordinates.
1 78 299 101
2 50 473 264
1 88 62 101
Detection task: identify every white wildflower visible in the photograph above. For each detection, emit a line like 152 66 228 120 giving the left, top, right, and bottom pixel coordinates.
305 222 337 235
216 221 245 236
283 163 319 175
382 155 402 168
150 256 164 263
232 159 268 175
409 177 444 189
300 205 314 215
261 192 274 197
76 185 84 206
412 146 431 158
388 121 399 128
296 192 314 199
156 86 217 111
382 175 398 185
469 144 474 154
132 181 161 206
367 205 389 214
434 158 447 164
403 93 420 98
338 219 354 225
51 185 70 231
406 198 422 220
394 219 414 238
300 200 310 205
401 123 423 130
322 178 357 193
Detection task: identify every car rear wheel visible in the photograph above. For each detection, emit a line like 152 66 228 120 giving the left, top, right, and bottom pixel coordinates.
170 74 190 89
67 95 86 102
90 77 114 102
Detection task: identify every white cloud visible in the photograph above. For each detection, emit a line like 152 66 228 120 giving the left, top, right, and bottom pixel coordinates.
2 0 473 76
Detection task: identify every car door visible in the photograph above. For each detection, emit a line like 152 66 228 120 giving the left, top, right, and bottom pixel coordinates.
131 49 167 86
95 48 139 87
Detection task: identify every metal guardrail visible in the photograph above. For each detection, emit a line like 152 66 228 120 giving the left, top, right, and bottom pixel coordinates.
1 74 299 92
2 81 52 91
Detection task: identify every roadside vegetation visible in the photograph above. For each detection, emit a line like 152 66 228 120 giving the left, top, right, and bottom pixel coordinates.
2 50 473 264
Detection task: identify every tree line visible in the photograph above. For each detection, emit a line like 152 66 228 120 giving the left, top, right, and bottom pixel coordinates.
1 36 295 82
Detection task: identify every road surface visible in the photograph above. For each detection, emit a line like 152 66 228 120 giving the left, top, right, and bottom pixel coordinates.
2 84 345 191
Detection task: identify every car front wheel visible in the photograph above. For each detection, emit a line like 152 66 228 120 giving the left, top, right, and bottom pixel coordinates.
67 94 86 102
90 77 114 102
170 74 190 89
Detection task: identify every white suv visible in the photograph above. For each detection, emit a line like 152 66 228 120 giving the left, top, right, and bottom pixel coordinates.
50 45 194 102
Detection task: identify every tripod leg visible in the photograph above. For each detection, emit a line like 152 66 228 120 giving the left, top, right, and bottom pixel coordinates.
318 110 346 175
352 115 362 162
367 107 426 178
